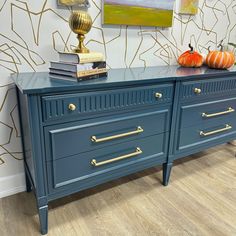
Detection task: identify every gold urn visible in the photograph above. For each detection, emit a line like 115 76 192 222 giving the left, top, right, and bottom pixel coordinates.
69 11 92 53
60 0 86 6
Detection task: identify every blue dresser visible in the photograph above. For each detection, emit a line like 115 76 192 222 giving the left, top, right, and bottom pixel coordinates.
12 66 236 235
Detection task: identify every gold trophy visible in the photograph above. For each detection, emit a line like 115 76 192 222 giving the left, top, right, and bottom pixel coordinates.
69 11 92 53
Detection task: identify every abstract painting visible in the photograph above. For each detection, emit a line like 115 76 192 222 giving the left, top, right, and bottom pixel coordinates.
177 0 199 15
103 0 175 27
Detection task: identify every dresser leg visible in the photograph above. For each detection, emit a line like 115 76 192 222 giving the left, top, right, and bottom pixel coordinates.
38 205 48 235
163 162 173 186
25 171 32 192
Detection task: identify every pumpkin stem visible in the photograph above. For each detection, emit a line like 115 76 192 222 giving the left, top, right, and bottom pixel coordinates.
217 40 224 51
189 43 194 53
207 46 211 52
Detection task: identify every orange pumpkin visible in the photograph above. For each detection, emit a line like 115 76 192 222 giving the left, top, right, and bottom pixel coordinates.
205 42 235 69
178 44 203 68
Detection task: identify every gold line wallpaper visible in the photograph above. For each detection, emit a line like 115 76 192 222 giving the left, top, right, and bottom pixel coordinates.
0 0 235 194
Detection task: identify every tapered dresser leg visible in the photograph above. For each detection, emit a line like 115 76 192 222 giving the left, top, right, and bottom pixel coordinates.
38 205 48 235
163 162 173 186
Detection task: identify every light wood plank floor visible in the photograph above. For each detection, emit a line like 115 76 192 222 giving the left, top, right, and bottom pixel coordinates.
0 144 236 236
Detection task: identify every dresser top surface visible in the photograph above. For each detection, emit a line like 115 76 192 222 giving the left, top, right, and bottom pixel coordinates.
11 65 236 94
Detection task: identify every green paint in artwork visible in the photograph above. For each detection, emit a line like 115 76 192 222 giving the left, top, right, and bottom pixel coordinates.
104 4 173 27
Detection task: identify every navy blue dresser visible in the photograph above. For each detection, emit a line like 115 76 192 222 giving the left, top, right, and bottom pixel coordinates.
12 66 236 235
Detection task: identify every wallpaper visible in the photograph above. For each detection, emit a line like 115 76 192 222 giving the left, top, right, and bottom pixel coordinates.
0 0 235 193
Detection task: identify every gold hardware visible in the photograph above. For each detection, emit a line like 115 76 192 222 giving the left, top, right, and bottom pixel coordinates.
202 107 235 118
59 0 86 6
155 92 163 98
91 126 144 143
200 124 232 137
194 88 202 94
68 103 76 111
91 147 143 167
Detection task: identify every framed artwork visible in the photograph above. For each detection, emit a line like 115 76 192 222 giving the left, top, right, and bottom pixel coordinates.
103 0 175 27
176 0 199 15
58 0 89 7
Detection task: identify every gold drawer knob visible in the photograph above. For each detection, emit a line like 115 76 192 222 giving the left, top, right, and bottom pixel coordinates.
68 103 76 111
194 88 201 94
155 92 163 98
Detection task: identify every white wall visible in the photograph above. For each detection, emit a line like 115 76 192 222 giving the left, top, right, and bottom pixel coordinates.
0 0 235 198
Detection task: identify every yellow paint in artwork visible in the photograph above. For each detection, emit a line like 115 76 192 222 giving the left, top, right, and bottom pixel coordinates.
180 0 198 14
104 4 173 27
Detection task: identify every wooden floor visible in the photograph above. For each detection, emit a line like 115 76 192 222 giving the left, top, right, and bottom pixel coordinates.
1 144 236 236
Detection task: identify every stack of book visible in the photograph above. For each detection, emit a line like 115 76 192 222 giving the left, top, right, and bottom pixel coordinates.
49 52 107 81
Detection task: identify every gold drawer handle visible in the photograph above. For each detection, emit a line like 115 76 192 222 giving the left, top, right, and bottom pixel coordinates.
68 103 76 111
194 88 202 94
91 126 144 143
202 107 235 118
91 147 142 167
155 92 163 98
200 124 232 137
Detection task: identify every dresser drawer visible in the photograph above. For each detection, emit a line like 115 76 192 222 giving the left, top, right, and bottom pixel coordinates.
180 76 236 101
42 83 173 122
176 120 236 152
44 109 171 161
47 133 168 192
180 97 236 129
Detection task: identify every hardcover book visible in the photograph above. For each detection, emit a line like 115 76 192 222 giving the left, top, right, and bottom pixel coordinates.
49 67 108 78
49 72 108 82
59 52 104 64
50 61 106 72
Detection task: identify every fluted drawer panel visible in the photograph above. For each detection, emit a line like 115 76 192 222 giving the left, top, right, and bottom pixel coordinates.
42 83 173 122
180 77 236 101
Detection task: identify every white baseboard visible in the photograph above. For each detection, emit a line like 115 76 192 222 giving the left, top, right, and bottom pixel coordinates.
0 173 26 199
